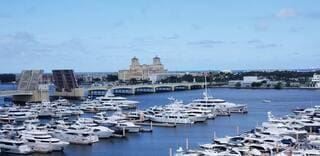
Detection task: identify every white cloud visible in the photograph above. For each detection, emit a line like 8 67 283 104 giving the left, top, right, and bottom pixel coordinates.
275 8 299 19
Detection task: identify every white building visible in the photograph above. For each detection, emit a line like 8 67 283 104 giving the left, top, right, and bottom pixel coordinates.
228 76 269 87
311 74 320 88
241 76 268 87
149 73 185 84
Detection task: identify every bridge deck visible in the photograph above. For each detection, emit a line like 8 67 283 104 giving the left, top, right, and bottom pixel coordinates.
0 90 33 97
87 82 207 91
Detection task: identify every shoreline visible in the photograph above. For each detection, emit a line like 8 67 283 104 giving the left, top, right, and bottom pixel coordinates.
208 85 320 90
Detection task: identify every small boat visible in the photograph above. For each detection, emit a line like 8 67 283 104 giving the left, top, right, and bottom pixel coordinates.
262 99 272 103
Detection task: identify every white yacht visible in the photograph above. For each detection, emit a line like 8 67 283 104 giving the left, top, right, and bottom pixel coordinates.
96 102 122 111
0 138 32 154
53 126 99 145
190 95 247 114
20 129 69 152
189 77 247 114
0 114 15 124
116 121 141 133
53 99 71 106
146 112 194 124
1 124 26 132
76 118 114 138
80 103 98 112
96 90 139 109
92 112 118 127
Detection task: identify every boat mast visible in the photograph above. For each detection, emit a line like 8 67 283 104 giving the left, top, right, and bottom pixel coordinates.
204 74 208 103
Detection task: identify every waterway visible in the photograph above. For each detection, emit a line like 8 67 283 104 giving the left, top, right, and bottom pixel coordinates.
1 85 320 156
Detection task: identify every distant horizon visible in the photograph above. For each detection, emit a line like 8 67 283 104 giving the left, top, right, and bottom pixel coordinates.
1 67 320 75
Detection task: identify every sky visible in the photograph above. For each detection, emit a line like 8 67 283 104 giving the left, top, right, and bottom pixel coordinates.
0 0 319 73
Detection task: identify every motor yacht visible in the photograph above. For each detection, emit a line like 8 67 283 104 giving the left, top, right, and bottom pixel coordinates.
146 112 194 124
96 102 121 111
92 112 118 127
190 96 247 114
20 129 69 152
116 121 140 133
76 118 114 138
96 90 139 109
53 99 71 106
53 126 99 145
0 114 15 124
0 138 32 154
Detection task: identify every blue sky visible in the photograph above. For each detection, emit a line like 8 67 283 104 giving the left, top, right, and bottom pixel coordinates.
0 0 319 73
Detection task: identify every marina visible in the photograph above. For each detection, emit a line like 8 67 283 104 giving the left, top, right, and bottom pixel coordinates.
1 1 320 155
1 86 320 155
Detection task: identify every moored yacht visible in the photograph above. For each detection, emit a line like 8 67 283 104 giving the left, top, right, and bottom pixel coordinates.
20 129 69 152
76 118 114 138
190 96 247 114
53 125 99 145
0 138 32 154
96 90 139 109
116 121 141 133
92 112 118 127
146 112 194 124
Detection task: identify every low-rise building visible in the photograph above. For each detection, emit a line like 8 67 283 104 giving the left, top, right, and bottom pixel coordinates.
149 73 185 84
228 76 269 87
311 74 320 88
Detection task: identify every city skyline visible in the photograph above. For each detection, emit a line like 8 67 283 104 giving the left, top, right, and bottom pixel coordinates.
0 0 320 73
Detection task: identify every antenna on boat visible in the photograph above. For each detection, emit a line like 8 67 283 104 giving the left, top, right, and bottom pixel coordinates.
205 75 208 97
203 74 208 104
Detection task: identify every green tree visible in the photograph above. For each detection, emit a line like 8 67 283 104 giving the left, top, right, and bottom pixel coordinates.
274 82 283 89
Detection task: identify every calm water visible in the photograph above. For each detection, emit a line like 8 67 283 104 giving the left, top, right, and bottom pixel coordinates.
1 85 320 156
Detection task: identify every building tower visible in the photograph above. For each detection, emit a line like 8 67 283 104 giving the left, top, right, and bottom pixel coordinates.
153 56 161 65
130 56 140 68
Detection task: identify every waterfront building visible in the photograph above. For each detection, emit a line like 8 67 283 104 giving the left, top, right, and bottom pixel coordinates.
149 73 185 84
118 56 167 81
228 76 269 87
311 74 320 88
241 76 268 87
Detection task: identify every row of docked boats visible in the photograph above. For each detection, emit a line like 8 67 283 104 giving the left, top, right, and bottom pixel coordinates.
0 109 144 154
0 88 248 154
174 105 320 156
127 92 248 125
0 90 139 124
79 90 139 112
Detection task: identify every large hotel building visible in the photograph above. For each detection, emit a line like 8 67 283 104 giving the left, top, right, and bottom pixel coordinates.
118 56 167 81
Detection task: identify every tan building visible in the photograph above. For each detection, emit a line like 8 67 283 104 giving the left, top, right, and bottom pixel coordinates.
118 56 167 81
